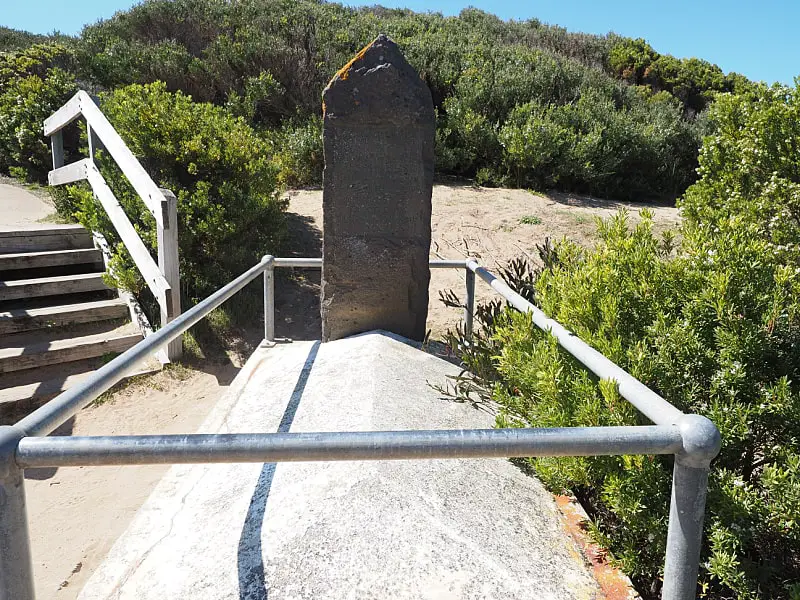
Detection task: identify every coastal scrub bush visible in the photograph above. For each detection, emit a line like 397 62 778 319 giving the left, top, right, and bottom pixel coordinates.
440 83 800 599
608 37 754 115
434 42 702 200
63 82 286 305
0 44 77 181
0 26 52 52
71 0 726 202
267 115 323 188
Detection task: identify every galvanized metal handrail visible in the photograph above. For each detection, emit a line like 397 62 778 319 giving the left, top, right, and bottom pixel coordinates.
15 257 271 439
16 426 683 467
265 257 682 426
464 259 684 426
0 255 721 600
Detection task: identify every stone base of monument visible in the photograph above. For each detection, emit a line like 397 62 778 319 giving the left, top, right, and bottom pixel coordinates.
78 333 601 600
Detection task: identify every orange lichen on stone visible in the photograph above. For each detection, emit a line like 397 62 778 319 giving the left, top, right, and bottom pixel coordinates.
555 495 640 600
330 37 375 84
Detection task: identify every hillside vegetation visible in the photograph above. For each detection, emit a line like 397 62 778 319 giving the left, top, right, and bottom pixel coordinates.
444 85 800 599
3 5 799 598
2 0 753 200
1 0 755 300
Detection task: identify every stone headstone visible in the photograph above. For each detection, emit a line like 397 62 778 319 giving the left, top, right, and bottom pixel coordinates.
320 34 434 342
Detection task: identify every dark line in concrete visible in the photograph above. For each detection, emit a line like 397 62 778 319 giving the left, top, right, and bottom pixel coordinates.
236 341 321 600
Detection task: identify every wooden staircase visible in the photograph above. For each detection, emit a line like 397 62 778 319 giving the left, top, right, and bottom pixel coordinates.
0 225 149 422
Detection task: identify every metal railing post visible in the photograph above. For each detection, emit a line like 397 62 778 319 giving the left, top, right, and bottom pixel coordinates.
0 427 35 600
464 267 475 340
263 255 275 343
662 415 721 600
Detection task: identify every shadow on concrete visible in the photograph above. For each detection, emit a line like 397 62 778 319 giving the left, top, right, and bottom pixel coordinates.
236 341 321 600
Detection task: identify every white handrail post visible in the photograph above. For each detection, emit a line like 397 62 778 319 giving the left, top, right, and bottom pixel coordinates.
51 130 64 170
87 123 101 163
158 189 182 360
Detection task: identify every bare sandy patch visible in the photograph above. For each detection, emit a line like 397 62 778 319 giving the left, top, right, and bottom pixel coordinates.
25 363 238 599
283 183 680 338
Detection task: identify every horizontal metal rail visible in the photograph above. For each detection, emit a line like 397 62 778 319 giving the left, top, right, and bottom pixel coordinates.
465 259 683 426
15 257 476 437
430 259 470 268
271 258 467 269
2 254 718 600
265 255 683 426
274 257 322 268
15 426 683 468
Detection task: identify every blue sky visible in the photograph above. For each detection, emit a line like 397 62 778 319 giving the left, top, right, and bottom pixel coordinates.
4 0 798 85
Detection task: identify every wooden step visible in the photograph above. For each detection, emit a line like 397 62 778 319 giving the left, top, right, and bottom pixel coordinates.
0 299 129 335
0 329 142 374
0 225 93 253
0 248 103 272
0 360 160 422
0 272 110 302
0 371 101 421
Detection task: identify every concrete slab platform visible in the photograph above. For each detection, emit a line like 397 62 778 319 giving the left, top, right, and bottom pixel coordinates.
79 332 601 600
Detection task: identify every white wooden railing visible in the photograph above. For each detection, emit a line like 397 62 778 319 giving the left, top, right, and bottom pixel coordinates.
43 90 182 360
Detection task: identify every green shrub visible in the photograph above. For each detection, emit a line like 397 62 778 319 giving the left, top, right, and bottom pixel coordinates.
225 72 288 125
0 43 76 83
681 84 800 267
70 0 733 202
267 115 323 188
441 84 800 599
435 95 503 181
492 87 701 199
499 101 575 189
607 37 754 115
0 44 78 181
63 82 286 304
0 27 51 52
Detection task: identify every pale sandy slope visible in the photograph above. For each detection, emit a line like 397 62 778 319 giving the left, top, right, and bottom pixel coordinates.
286 183 680 337
24 366 236 598
0 181 56 229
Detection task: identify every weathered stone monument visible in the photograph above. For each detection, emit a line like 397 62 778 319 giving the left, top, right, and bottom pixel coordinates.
320 34 434 342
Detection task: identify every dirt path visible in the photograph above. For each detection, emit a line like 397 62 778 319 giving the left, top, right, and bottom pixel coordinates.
0 179 56 228
279 183 680 339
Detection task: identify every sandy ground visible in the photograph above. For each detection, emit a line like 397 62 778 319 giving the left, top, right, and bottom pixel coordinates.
8 181 679 599
279 183 680 339
0 180 56 229
24 363 239 599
